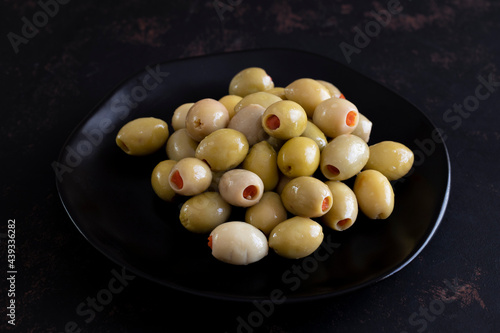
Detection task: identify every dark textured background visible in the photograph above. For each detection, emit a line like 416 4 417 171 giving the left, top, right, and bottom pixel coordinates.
1 0 499 332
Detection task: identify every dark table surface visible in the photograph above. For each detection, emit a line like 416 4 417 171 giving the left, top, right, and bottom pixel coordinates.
1 1 499 332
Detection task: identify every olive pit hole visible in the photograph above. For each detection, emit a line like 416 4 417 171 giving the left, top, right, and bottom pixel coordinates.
243 185 258 200
326 165 340 177
170 170 184 189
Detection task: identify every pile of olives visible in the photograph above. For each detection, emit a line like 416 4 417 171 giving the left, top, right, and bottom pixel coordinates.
116 67 415 265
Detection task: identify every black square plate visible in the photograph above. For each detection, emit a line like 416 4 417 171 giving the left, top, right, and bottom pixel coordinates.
56 48 450 302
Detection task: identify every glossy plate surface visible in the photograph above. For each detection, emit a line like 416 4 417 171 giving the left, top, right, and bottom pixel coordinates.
56 49 450 302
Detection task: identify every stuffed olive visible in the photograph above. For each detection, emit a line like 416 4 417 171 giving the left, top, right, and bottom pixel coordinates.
195 128 249 172
116 117 169 156
364 141 414 180
234 92 282 113
179 192 231 233
171 103 194 131
277 137 320 178
151 160 177 201
269 217 324 259
320 134 369 181
243 141 279 191
352 113 372 143
322 181 358 231
185 98 229 142
285 78 331 117
262 100 308 140
228 67 274 97
218 169 264 207
353 170 394 219
313 98 359 138
228 104 268 146
218 95 242 119
168 157 212 196
208 221 268 265
316 80 344 99
301 120 328 151
281 176 333 218
245 191 287 236
166 128 198 161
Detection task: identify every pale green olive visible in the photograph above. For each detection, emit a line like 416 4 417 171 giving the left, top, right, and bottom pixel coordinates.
151 160 177 201
285 78 331 117
364 141 414 180
218 95 242 119
179 192 231 233
301 120 328 151
277 137 320 178
195 128 249 172
185 98 229 142
316 80 343 98
218 169 264 207
228 104 268 146
322 181 358 231
171 103 194 131
353 170 394 219
209 221 268 265
266 87 286 99
262 100 308 140
245 192 287 236
269 217 324 259
352 113 372 143
320 134 369 181
166 129 198 161
116 117 169 155
242 141 279 191
168 157 212 196
234 92 282 113
313 98 359 138
275 173 292 195
228 67 274 97
281 176 333 218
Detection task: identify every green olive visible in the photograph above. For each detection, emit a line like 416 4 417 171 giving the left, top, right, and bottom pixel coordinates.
269 216 324 259
281 176 333 218
242 141 279 191
353 170 394 219
262 100 308 140
229 67 274 97
277 137 320 178
171 103 194 131
364 141 414 180
245 192 287 235
116 117 169 156
301 120 328 151
218 95 242 119
313 98 359 138
316 80 343 98
352 113 372 143
228 104 268 146
322 181 358 231
185 98 229 142
179 192 231 233
166 128 198 161
218 169 264 207
266 87 286 99
168 157 212 196
195 128 249 172
285 78 331 117
151 160 177 201
320 134 369 181
234 92 282 113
